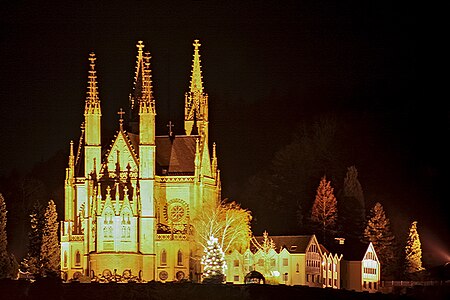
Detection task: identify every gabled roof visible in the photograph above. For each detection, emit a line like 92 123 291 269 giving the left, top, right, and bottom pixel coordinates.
326 238 371 261
252 235 315 254
155 135 198 175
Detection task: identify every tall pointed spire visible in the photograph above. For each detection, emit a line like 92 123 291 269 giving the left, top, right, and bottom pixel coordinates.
84 53 102 178
140 50 155 114
84 53 101 115
185 39 208 137
130 41 155 130
190 39 203 95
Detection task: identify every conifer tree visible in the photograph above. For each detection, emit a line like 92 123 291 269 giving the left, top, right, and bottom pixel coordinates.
40 200 60 277
311 176 337 242
338 166 365 240
363 202 396 279
404 221 425 278
0 193 12 278
201 235 227 283
21 202 44 276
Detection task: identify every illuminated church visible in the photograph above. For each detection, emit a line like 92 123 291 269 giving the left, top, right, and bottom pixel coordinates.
60 40 221 282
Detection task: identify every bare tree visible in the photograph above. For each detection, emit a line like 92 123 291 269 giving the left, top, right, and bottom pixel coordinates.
192 199 252 254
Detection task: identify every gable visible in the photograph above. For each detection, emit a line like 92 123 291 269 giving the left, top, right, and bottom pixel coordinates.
103 131 138 174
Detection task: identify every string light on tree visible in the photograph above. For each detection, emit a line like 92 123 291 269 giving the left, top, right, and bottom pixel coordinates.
201 235 227 283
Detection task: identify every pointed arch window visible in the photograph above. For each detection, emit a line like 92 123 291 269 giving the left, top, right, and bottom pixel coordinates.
121 209 131 240
75 250 81 266
177 250 183 266
103 208 114 240
161 249 167 266
64 251 68 268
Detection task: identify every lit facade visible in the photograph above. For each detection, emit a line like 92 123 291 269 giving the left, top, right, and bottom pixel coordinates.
340 242 380 292
60 40 220 282
225 235 342 287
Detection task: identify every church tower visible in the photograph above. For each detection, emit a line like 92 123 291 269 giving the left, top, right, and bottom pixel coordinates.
135 41 157 278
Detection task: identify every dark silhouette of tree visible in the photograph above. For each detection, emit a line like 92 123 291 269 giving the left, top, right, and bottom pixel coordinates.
363 202 396 279
40 200 60 277
0 193 15 278
242 115 348 235
21 202 44 277
310 176 337 243
404 221 425 279
338 165 365 240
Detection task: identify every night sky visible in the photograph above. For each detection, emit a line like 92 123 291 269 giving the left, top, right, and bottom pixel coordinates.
1 2 448 265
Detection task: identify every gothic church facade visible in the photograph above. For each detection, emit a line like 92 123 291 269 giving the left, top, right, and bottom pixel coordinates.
60 40 221 282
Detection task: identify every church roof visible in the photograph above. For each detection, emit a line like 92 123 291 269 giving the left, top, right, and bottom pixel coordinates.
155 135 198 175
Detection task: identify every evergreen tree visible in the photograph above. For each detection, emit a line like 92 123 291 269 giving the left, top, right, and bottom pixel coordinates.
363 202 396 279
21 202 44 276
40 200 60 277
310 176 337 243
338 166 365 240
0 193 12 278
404 221 425 278
201 235 227 283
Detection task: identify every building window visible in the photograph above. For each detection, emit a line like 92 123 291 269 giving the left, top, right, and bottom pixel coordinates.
121 211 131 239
317 275 320 283
296 263 299 273
234 260 239 267
374 282 377 289
177 250 183 266
64 251 67 268
161 249 167 265
312 275 314 283
103 209 113 239
334 279 337 287
306 274 309 282
75 250 81 266
283 258 288 266
369 282 372 289
271 259 276 267
329 278 332 286
234 275 239 282
363 281 367 288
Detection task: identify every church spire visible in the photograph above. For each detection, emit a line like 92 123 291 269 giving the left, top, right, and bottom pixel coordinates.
190 39 203 95
84 52 102 178
185 39 208 137
130 41 155 131
84 53 101 115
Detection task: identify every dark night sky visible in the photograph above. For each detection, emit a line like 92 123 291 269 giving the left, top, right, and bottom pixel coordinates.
1 2 448 264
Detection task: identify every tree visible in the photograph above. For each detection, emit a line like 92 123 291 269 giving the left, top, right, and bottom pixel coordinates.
21 201 44 276
363 202 396 279
0 193 16 279
241 115 349 235
201 235 227 283
40 200 60 277
310 176 337 243
338 166 365 240
251 231 277 283
192 199 252 254
404 221 425 278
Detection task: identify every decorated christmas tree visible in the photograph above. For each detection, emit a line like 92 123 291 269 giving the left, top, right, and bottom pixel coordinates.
201 235 227 283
